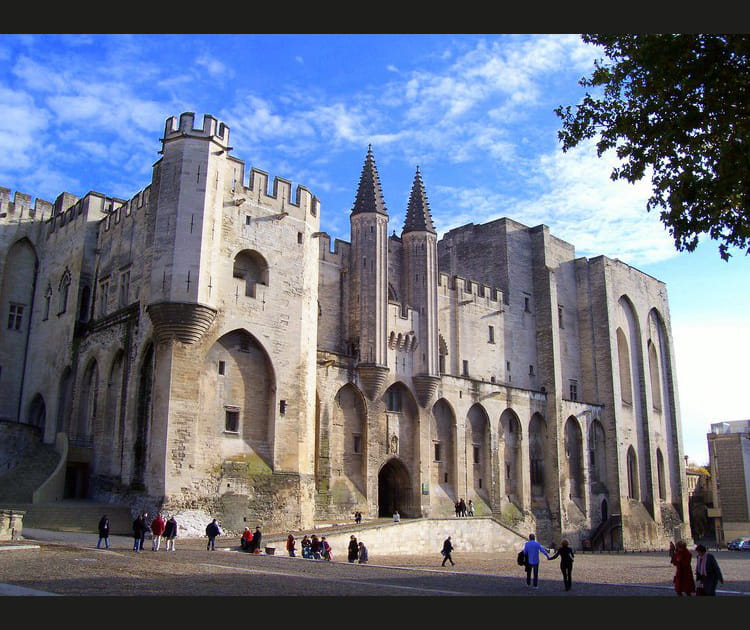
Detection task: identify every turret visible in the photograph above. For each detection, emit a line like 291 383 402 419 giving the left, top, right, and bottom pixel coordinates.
402 167 440 406
146 113 231 343
349 146 389 399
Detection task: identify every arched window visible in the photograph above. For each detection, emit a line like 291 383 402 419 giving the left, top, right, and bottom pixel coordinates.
648 340 662 411
656 448 666 500
627 446 639 500
58 268 72 315
233 250 269 298
617 328 632 405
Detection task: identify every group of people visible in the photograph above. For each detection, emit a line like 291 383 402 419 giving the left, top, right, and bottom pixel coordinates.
240 526 263 553
128 512 179 552
453 499 474 517
514 534 725 595
295 534 335 560
671 539 724 596
346 534 369 563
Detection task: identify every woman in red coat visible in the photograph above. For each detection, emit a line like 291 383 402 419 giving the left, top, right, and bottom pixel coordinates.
671 540 696 596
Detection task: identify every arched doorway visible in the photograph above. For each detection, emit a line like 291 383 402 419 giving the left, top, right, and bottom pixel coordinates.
378 458 412 517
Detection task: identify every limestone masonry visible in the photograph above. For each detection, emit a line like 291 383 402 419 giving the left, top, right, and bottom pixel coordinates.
0 112 691 548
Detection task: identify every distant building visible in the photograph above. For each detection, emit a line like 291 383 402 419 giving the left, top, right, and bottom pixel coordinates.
707 420 750 544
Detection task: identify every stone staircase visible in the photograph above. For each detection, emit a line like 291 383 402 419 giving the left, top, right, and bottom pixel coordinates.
0 438 133 536
0 441 59 503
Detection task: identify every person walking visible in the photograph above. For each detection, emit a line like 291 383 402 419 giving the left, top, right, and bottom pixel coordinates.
150 513 165 551
205 518 221 551
467 500 474 517
286 534 296 557
671 540 696 596
357 541 369 564
441 536 455 566
393 510 400 523
321 536 333 561
97 514 110 549
348 535 359 563
164 515 178 551
523 533 550 588
132 513 148 551
548 539 575 591
695 544 723 596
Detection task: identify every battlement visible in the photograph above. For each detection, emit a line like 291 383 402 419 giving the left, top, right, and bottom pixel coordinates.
101 187 147 233
438 272 502 304
316 232 351 263
46 191 119 238
241 167 320 219
162 112 230 148
0 187 54 224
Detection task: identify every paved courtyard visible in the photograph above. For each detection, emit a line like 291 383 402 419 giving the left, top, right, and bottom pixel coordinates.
1 529 749 599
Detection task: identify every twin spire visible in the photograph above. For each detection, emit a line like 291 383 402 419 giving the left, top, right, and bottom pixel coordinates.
351 146 436 234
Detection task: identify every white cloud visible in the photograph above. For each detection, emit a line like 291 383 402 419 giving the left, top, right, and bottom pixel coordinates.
673 321 750 464
196 54 233 79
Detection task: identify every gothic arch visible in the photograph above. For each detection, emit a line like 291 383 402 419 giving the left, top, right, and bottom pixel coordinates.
378 457 413 517
564 416 584 499
616 327 633 405
0 238 38 422
76 358 99 444
466 403 490 498
201 329 276 463
335 383 368 495
500 408 523 505
431 398 456 489
647 340 662 411
656 448 666 501
627 446 639 500
101 350 126 476
588 419 607 490
382 381 419 465
529 412 547 499
133 343 154 487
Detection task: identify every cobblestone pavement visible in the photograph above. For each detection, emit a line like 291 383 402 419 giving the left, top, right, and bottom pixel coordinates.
1 529 749 599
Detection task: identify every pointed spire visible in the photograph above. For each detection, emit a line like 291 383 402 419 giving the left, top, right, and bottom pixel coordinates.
403 166 436 234
351 145 388 216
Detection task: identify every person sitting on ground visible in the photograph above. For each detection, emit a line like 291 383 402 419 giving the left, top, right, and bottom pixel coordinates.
241 527 253 551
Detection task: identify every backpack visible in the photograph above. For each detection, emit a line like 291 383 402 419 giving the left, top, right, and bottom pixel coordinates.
517 550 526 566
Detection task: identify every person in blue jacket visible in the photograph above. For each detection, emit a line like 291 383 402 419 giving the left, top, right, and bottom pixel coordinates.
522 533 550 588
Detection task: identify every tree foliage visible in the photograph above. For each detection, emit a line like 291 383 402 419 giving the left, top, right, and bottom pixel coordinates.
556 34 750 260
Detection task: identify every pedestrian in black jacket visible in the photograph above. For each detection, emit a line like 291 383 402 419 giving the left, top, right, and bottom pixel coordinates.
441 536 455 566
695 544 724 595
132 513 148 551
549 539 575 591
205 519 221 551
97 515 110 549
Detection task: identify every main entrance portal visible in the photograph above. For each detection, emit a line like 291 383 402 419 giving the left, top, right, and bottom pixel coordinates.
378 458 413 517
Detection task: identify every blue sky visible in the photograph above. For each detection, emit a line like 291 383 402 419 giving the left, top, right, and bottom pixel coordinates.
1 33 747 465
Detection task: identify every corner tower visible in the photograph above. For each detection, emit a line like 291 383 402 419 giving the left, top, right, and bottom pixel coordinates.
146 113 230 343
349 146 389 399
402 167 440 406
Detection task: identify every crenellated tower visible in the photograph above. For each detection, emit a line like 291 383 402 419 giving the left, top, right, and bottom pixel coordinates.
146 113 230 343
402 167 440 406
349 146 389 399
